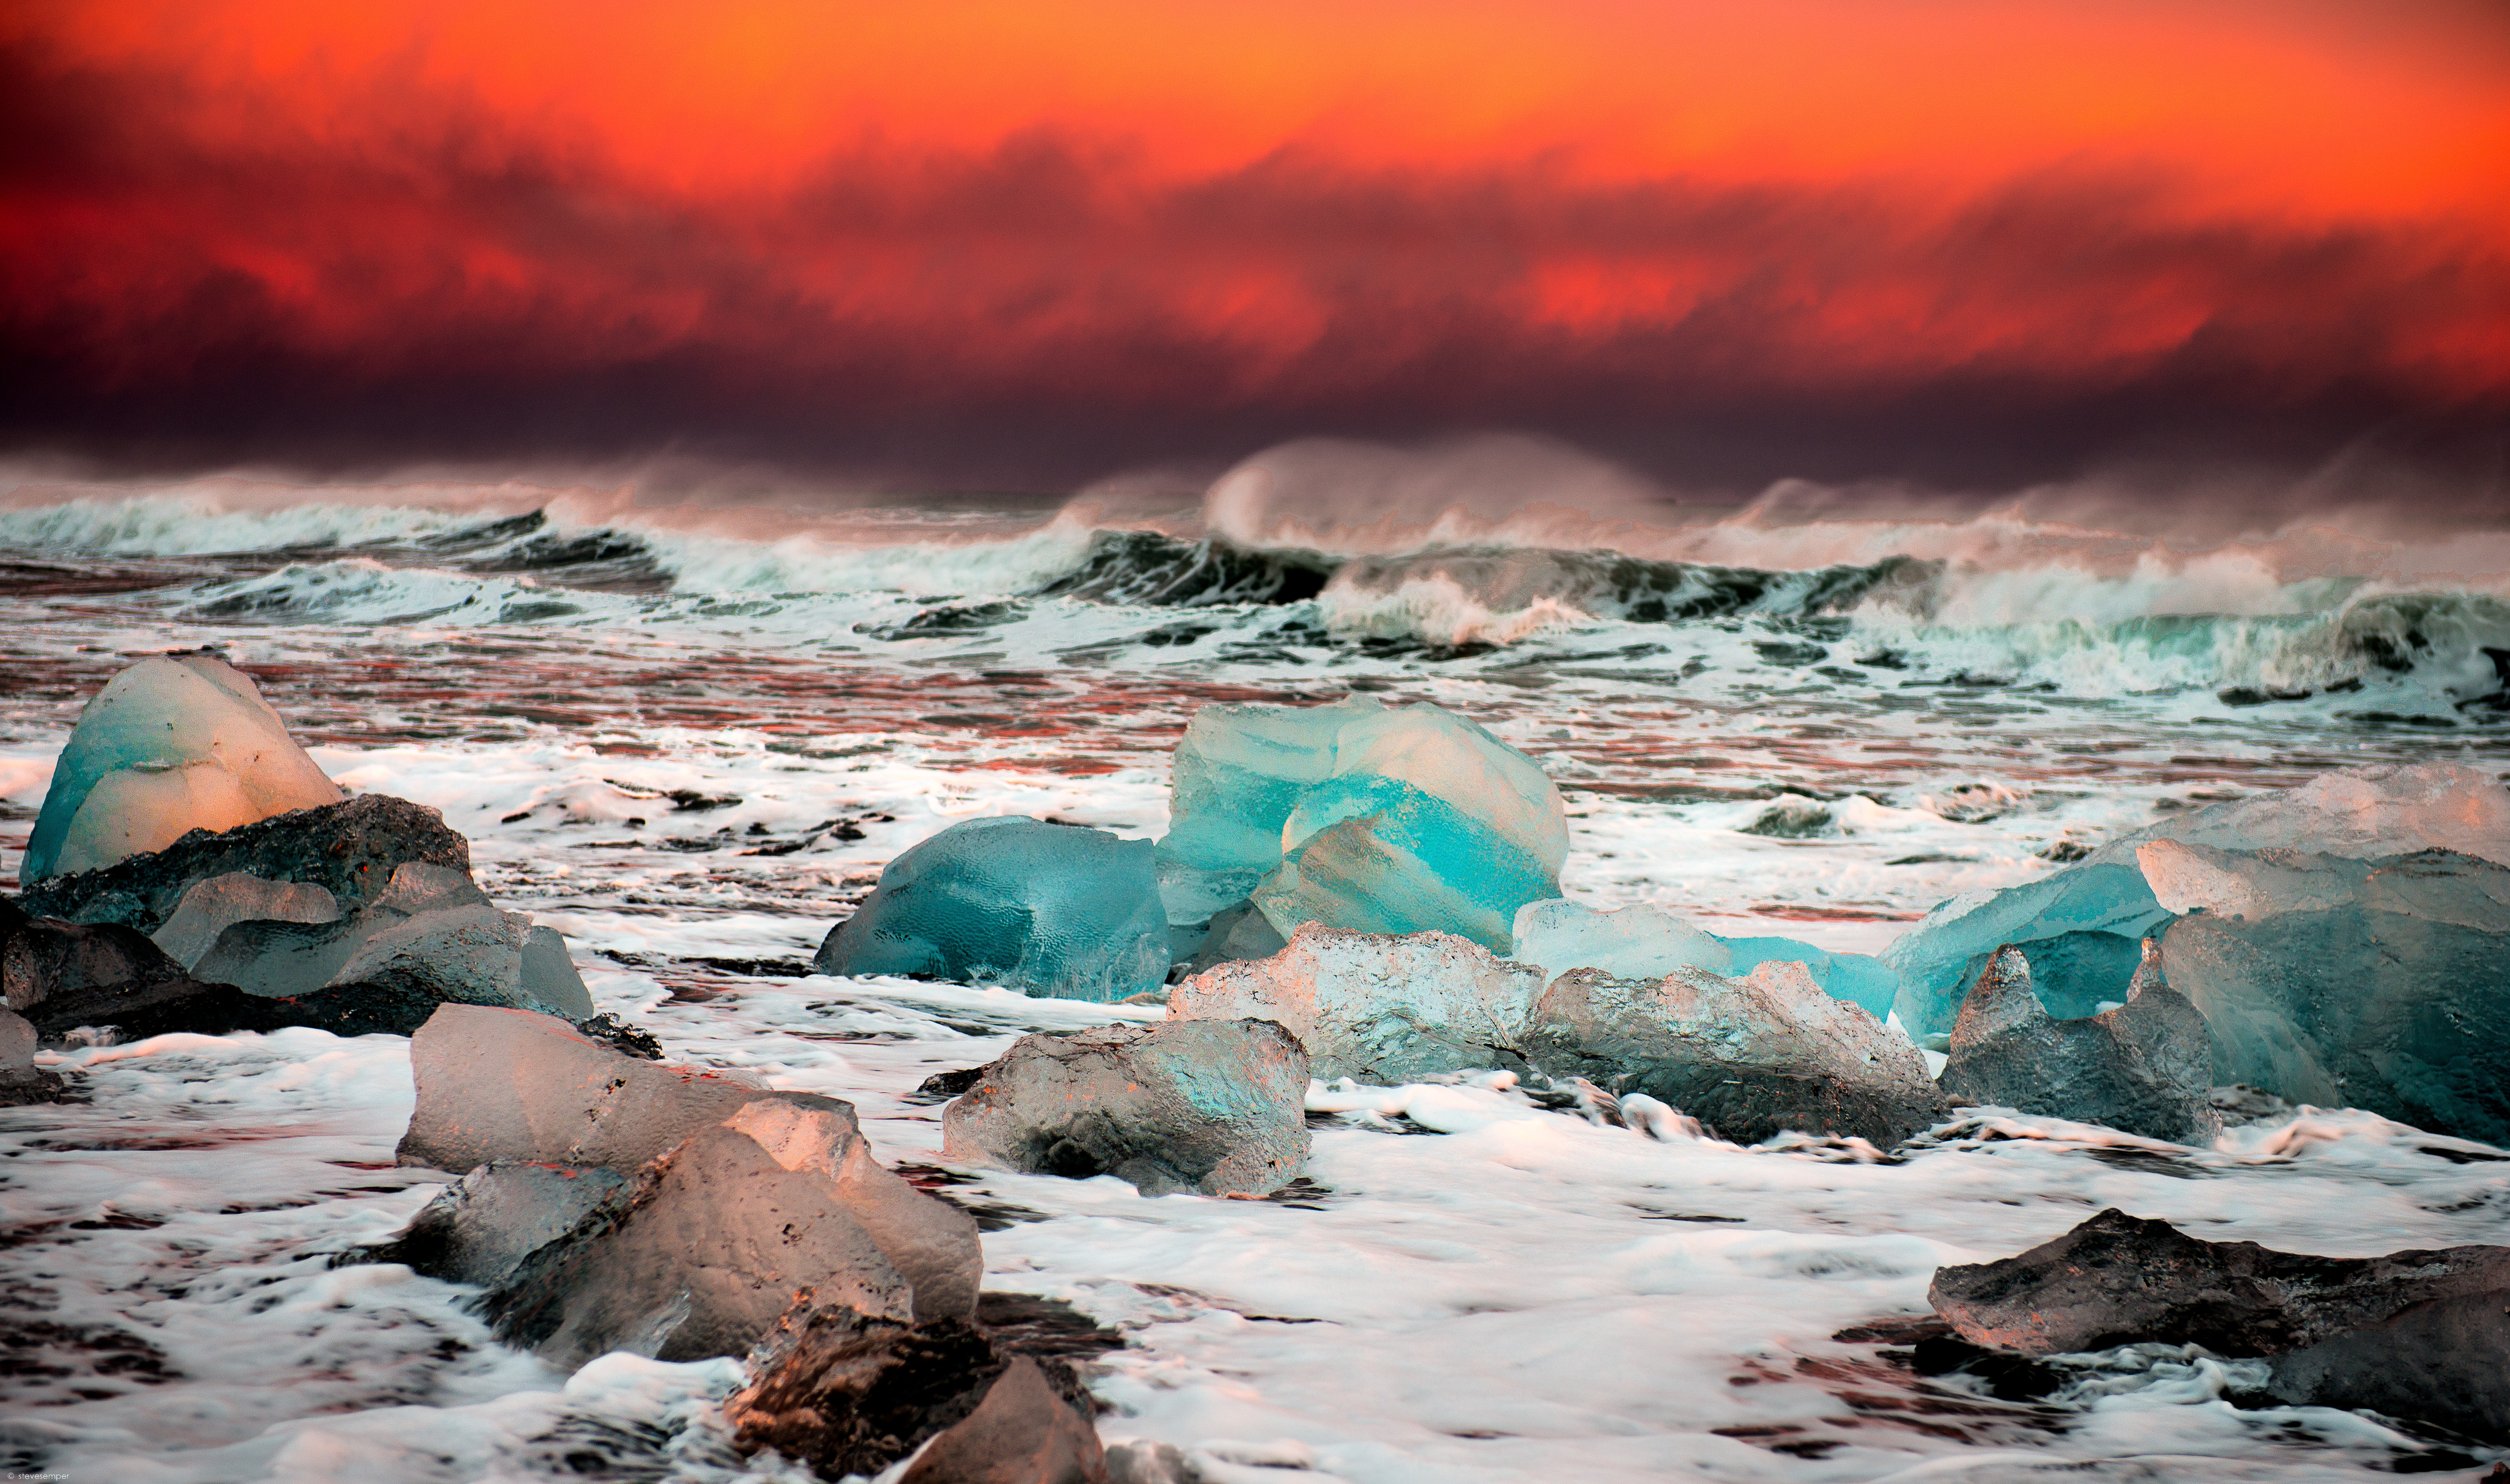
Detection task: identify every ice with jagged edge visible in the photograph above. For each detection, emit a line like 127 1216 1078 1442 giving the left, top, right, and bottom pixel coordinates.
1163 697 1568 953
1882 761 2510 1036
25 651 343 882
1511 898 1902 1019
814 815 1168 1002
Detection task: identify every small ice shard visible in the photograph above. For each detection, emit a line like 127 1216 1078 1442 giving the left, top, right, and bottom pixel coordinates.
941 1019 1310 1197
365 1161 635 1289
1158 696 1567 957
149 873 340 970
487 1100 980 1365
1930 1208 2510 1440
1521 960 1947 1146
1939 943 2221 1144
728 1309 1105 1484
193 861 592 1023
1883 760 2510 1038
1510 898 1903 1019
25 651 343 882
399 1004 866 1175
1510 899 1727 982
815 816 1167 1003
1171 923 1545 1083
21 793 471 935
2156 846 2510 1145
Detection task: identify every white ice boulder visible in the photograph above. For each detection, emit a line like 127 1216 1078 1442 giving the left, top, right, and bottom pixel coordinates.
25 652 342 882
1170 922 1545 1083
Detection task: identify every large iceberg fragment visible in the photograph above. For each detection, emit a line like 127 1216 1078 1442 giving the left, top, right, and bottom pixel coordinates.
814 816 1166 1001
1510 898 1901 1019
1171 923 1545 1083
2155 846 2510 1145
25 651 343 882
1883 761 2510 1036
1521 960 1947 1146
1940 943 2220 1144
1161 696 1567 955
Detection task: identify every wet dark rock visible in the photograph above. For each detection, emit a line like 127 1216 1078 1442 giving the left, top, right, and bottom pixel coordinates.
918 1065 989 1099
0 1006 66 1105
572 1012 664 1060
2 900 271 1038
1521 961 1947 1147
1940 942 2222 1144
942 1020 1310 1197
1930 1207 2510 1439
727 1309 1104 1483
20 794 471 935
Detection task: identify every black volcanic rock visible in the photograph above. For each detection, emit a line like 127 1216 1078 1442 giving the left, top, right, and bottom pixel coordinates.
727 1308 1104 1484
0 1006 66 1105
1930 1208 2510 1438
1939 941 2220 1144
21 794 471 935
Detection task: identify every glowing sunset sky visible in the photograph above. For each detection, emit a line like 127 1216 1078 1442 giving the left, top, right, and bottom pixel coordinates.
3 0 2505 492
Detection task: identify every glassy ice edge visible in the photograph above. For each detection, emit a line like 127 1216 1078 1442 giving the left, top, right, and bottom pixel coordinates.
1 490 2505 1482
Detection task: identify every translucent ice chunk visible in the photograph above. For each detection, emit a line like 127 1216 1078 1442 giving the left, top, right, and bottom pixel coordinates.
814 816 1167 1002
1237 701 1567 952
1884 761 2510 1037
1510 899 1727 982
1509 898 1903 1019
26 652 343 882
1158 696 1375 923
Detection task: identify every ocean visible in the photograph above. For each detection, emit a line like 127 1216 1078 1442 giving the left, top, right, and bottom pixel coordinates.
2 467 2506 1480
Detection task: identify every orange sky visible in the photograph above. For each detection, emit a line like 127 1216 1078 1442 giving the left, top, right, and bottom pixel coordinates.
3 0 2505 486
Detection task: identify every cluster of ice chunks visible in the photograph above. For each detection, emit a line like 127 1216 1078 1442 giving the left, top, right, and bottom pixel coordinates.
384 1005 980 1366
1509 898 1901 1019
24 651 343 883
1160 697 1567 954
1940 942 2220 1145
814 816 1167 1002
1172 922 1941 1145
1884 761 2510 1037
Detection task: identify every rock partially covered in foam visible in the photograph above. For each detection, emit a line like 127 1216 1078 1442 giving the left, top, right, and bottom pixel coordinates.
25 652 343 883
1883 761 2510 1037
816 817 1167 1003
22 793 471 935
942 1020 1310 1197
729 1310 1105 1484
1159 697 1567 956
1171 923 1543 1083
1522 961 1946 1146
2155 846 2510 1145
0 1005 65 1106
1930 1208 2510 1439
1940 943 2220 1145
1511 898 1902 1019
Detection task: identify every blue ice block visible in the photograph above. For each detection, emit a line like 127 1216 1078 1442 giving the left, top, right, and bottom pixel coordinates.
27 652 343 882
1510 898 1901 1019
815 816 1168 1002
1883 863 2174 1037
